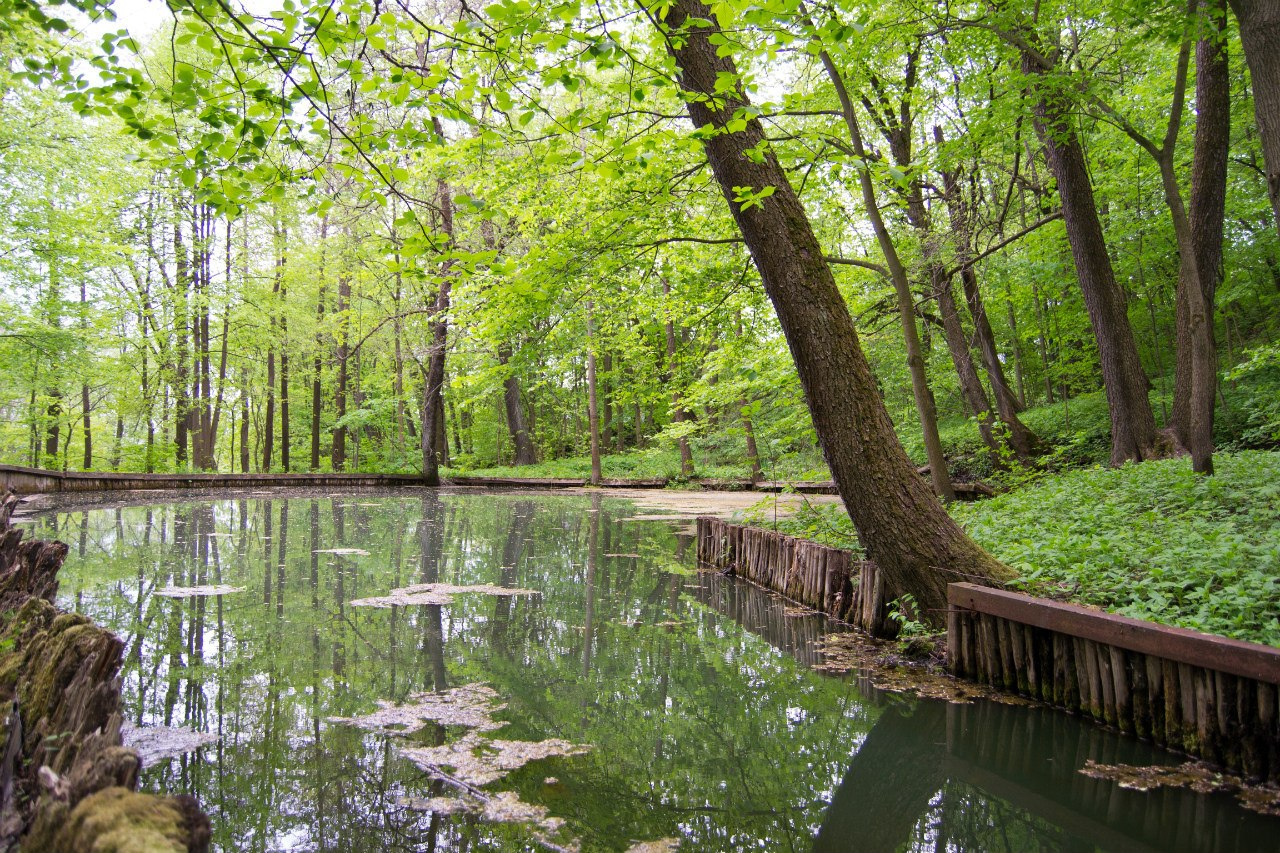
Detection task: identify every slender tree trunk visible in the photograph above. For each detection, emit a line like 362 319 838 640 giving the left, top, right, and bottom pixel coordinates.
311 216 327 471
816 43 954 499
658 0 1010 625
661 277 695 477
239 367 250 473
109 412 123 470
497 345 537 465
601 351 613 451
278 223 290 472
587 303 602 485
1228 0 1280 236
80 282 92 469
333 269 350 471
935 127 1041 459
1022 47 1158 465
174 215 190 468
209 291 230 467
197 205 214 469
421 118 456 486
740 398 763 482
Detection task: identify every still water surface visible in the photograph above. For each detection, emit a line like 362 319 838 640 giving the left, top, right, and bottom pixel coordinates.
37 491 1280 852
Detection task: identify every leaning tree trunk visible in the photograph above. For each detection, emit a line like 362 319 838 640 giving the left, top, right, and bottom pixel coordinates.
817 49 954 500
1023 51 1158 465
934 127 1041 460
657 0 1011 625
1229 0 1280 236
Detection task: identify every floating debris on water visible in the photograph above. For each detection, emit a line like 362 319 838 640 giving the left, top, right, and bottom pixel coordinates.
155 584 245 598
482 790 564 830
784 605 817 617
398 796 474 815
1080 760 1280 816
813 632 1030 706
400 733 591 787
626 839 681 853
604 553 642 558
123 723 219 765
351 582 540 608
329 684 507 733
313 548 371 556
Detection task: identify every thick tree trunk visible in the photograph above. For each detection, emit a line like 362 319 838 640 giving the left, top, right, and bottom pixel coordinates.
659 0 1011 624
1172 0 1229 473
1023 52 1158 465
816 48 954 500
1229 0 1280 235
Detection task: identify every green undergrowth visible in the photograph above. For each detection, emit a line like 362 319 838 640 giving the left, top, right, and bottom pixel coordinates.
745 452 1280 646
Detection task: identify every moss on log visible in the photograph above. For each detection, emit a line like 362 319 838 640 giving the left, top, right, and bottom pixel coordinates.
0 492 210 852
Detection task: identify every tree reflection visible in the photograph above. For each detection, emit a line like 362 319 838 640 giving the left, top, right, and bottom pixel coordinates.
45 493 1280 853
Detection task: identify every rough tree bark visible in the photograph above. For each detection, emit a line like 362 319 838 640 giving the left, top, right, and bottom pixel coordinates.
654 0 1011 625
1021 42 1159 465
1172 0 1229 473
1228 0 1280 236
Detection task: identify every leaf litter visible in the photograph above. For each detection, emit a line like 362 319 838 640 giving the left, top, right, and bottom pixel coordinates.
350 582 540 608
1080 760 1280 816
813 631 1031 706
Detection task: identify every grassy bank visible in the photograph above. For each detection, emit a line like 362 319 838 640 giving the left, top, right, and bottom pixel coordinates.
743 452 1280 647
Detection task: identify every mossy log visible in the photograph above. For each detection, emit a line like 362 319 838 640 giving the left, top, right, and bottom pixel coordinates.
0 492 210 852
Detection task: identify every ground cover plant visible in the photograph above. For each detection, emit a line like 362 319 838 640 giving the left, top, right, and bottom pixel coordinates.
747 451 1280 646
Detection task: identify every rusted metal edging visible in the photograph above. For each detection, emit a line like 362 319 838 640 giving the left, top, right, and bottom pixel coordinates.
949 583 1280 684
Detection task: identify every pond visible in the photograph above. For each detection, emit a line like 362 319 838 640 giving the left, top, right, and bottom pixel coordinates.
33 490 1280 852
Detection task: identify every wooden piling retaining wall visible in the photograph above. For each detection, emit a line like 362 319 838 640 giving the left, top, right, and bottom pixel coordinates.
695 516 893 636
948 582 1280 783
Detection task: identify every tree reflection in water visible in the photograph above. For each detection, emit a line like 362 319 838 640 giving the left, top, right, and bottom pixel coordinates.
44 492 1279 852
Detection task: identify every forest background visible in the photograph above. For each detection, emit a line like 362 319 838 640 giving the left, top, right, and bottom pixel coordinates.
2 0 1279 640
